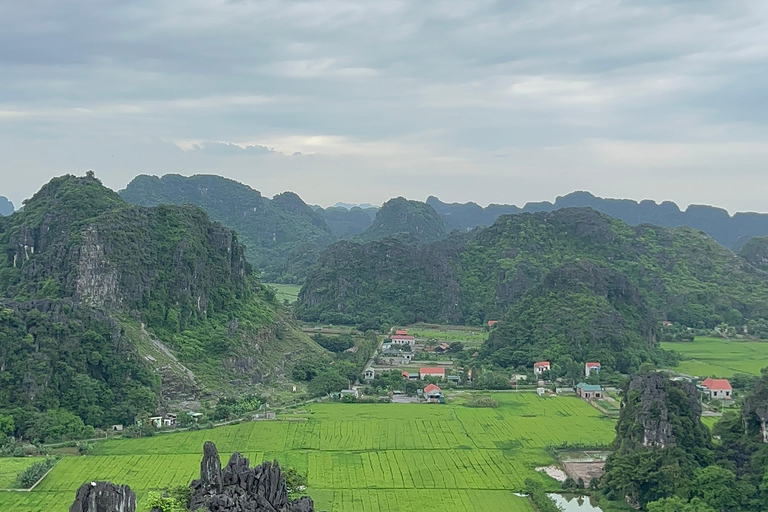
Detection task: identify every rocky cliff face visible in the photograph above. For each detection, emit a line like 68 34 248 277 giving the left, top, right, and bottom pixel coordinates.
69 481 136 512
739 236 768 272
190 441 317 512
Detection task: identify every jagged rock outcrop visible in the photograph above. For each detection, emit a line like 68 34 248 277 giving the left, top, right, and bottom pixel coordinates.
69 481 136 512
190 441 318 512
626 372 700 448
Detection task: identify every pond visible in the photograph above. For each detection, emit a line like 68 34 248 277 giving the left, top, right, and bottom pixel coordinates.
548 493 605 511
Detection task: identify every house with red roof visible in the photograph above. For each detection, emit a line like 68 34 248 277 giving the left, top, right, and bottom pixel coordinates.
585 362 601 376
487 320 499 328
390 334 415 346
395 329 408 336
533 361 551 375
701 378 732 400
420 367 445 380
424 383 443 403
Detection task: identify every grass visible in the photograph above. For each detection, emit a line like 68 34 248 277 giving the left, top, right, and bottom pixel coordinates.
406 324 489 348
0 393 617 512
0 458 47 489
662 337 768 377
265 283 302 304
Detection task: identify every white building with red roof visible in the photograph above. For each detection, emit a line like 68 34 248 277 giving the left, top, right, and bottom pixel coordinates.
701 378 732 400
390 334 415 346
585 362 601 376
420 367 445 380
533 361 551 375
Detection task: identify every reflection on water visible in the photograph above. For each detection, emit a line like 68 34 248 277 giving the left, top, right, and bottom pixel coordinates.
547 493 604 511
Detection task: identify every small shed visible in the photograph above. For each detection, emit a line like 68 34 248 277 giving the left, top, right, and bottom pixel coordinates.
576 383 603 400
364 367 375 381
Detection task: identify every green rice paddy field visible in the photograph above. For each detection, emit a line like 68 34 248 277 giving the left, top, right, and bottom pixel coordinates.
662 337 768 377
0 393 616 512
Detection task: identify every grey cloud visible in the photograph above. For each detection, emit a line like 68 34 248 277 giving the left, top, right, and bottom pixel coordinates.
0 0 766 212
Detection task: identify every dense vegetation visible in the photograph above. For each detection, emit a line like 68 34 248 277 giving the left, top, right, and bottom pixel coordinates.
428 190 768 249
0 174 320 442
120 174 334 283
314 205 376 237
299 208 768 370
0 196 13 216
738 236 768 271
599 371 768 511
356 197 447 243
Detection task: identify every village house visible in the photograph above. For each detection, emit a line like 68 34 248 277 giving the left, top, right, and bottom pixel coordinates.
420 367 446 380
364 367 375 381
390 334 416 346
701 378 732 400
533 361 551 375
148 416 164 428
576 383 603 400
163 413 178 428
402 371 420 381
340 389 360 399
447 375 461 384
585 362 601 376
487 320 498 328
395 329 408 335
424 384 444 403
434 342 451 354
187 412 204 422
111 424 123 432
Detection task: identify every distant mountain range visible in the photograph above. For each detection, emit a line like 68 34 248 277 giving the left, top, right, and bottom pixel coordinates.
117 174 768 283
0 195 13 216
428 191 768 250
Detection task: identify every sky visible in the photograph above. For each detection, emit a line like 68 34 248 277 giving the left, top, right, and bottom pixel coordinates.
1 0 767 212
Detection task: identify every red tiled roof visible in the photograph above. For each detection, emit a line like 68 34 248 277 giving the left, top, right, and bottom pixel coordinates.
402 371 409 378
396 330 408 335
534 361 550 368
391 335 414 340
420 367 445 374
702 378 732 390
424 384 442 394
487 320 499 326
586 362 601 367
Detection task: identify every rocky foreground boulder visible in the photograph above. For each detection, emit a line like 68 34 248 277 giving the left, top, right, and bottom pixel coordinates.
190 441 317 512
69 481 136 512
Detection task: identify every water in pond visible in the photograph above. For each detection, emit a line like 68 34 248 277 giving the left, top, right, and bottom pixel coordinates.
547 493 604 511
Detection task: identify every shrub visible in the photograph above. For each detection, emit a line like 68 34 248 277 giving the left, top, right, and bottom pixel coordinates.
464 396 499 408
16 457 58 489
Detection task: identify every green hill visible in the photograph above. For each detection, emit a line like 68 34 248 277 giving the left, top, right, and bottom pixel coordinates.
119 174 334 283
0 173 321 442
357 197 447 243
739 236 768 271
297 208 768 370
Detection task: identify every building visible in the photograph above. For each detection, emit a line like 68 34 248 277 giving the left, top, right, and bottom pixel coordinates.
701 378 733 400
576 383 603 400
163 413 178 427
390 334 416 346
187 412 204 422
434 342 450 354
585 362 601 376
420 367 446 380
395 329 408 335
340 389 360 399
447 375 461 384
364 367 375 381
148 416 164 428
487 320 499 328
111 424 123 432
424 384 443 403
533 361 551 375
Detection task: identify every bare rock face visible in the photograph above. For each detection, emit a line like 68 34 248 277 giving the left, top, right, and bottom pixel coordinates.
190 442 318 512
69 481 136 512
627 372 700 448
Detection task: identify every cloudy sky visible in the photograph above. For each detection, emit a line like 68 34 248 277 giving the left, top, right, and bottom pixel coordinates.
1 0 767 212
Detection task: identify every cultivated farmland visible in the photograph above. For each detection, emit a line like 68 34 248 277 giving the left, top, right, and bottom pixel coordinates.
0 393 616 512
662 337 768 377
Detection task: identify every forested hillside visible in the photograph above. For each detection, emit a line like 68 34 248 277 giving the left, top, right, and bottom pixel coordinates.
428 191 768 249
357 197 446 243
120 174 334 282
297 208 768 370
0 196 13 216
739 236 768 271
0 174 321 442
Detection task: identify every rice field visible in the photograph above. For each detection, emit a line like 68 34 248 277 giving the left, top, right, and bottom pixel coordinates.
0 393 617 512
662 337 768 377
0 457 47 489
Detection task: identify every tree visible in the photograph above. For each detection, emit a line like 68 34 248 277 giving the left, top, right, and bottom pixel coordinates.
691 465 739 511
647 497 716 512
